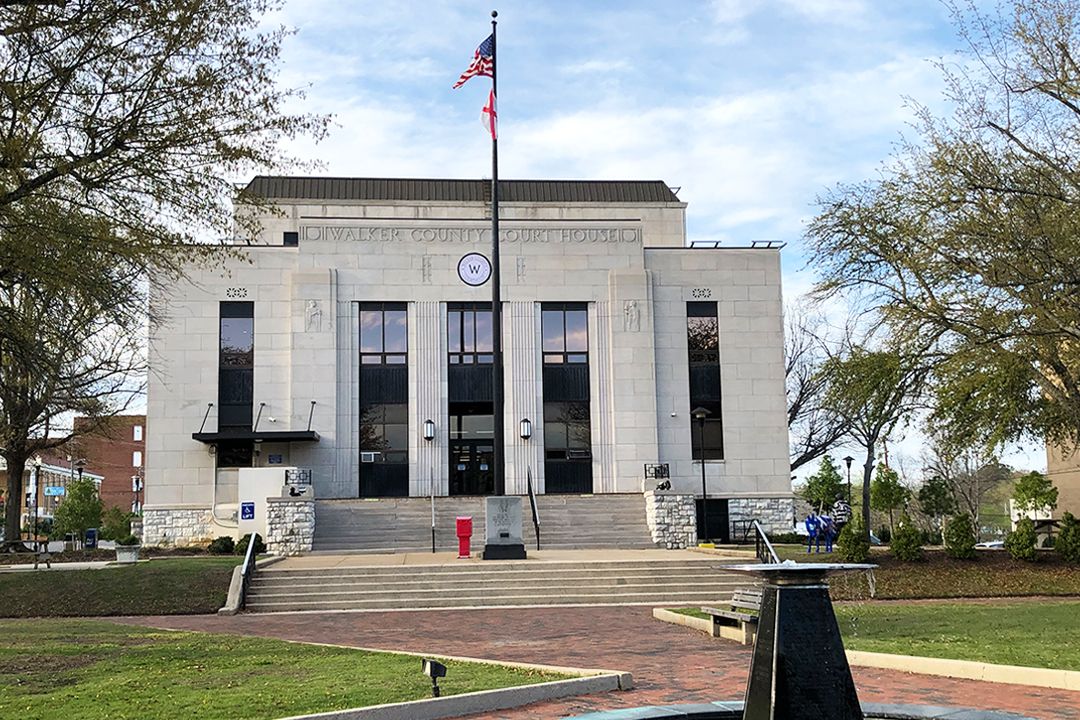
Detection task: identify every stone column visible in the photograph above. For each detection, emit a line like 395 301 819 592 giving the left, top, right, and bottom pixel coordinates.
505 301 544 494
409 301 448 496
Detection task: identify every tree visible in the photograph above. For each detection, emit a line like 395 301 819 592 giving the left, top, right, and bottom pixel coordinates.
785 305 852 471
53 478 103 546
1005 517 1038 561
871 463 909 531
1057 512 1080 563
821 347 930 540
1011 470 1059 515
806 0 1080 454
799 455 846 512
922 440 1012 540
0 1 327 547
917 473 957 531
944 512 977 560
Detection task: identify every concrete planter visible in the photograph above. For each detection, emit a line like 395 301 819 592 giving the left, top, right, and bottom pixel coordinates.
115 545 140 564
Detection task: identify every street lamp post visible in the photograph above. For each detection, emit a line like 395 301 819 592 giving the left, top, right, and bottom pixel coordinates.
691 407 712 544
423 420 436 553
843 456 854 505
32 456 42 551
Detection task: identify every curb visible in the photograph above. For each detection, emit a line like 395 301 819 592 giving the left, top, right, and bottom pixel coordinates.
846 650 1080 692
276 674 626 720
651 606 1080 691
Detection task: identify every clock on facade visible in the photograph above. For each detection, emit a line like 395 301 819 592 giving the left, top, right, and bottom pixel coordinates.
457 252 492 286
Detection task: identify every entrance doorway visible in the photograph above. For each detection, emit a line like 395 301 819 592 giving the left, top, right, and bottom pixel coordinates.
450 441 495 495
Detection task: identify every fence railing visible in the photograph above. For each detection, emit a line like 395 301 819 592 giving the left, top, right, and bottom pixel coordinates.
526 467 541 551
752 520 780 564
238 532 261 609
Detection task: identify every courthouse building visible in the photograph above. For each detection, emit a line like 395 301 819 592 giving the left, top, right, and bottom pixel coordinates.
144 177 793 546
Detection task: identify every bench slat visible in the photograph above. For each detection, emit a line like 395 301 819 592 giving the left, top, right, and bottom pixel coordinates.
699 607 758 624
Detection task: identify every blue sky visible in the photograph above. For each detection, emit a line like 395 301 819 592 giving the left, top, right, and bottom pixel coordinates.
266 0 1045 475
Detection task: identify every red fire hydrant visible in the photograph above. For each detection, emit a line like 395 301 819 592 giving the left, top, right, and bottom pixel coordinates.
456 516 473 559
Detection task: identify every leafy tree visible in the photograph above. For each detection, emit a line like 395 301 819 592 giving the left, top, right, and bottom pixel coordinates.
821 347 929 541
99 507 133 542
1057 512 1080 564
806 0 1080 454
943 512 977 560
1011 471 1059 515
52 479 103 546
0 1 327 547
870 463 908 531
1005 517 1038 562
799 455 846 513
922 442 1012 540
785 305 852 471
890 513 923 562
917 473 957 531
836 514 870 563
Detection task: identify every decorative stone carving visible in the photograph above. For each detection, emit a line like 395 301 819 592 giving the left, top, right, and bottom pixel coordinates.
516 257 526 281
304 300 322 332
422 256 432 283
623 300 640 332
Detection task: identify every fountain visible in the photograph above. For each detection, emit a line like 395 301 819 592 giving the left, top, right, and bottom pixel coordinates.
571 560 1038 720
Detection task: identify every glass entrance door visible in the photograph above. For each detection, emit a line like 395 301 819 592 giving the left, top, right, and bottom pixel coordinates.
449 441 495 495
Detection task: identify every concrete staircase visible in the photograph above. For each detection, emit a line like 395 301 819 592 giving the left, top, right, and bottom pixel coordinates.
244 558 748 613
312 494 657 553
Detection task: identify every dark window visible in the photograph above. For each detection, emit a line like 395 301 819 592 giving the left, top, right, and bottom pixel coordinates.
448 303 493 365
687 302 724 460
360 403 408 464
543 401 592 460
217 441 253 469
542 304 588 364
360 302 407 364
283 231 299 246
219 302 253 433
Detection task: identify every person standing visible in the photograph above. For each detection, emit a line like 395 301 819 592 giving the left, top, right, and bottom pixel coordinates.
804 511 820 554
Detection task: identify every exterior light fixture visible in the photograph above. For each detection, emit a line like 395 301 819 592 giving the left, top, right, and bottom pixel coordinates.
423 419 436 442
691 406 712 544
519 418 532 440
843 455 854 504
422 658 447 697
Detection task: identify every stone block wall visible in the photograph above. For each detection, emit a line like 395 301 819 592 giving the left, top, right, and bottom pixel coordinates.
266 498 315 556
141 508 213 546
728 497 794 537
644 490 697 549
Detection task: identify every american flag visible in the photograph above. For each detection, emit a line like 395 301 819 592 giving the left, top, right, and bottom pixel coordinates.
452 34 494 89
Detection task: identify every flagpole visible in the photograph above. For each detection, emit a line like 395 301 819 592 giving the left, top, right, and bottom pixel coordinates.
490 9 505 496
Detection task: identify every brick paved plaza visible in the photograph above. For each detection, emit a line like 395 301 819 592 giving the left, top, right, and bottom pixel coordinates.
122 606 1080 719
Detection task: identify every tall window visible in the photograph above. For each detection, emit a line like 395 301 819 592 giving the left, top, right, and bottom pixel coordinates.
219 301 254 432
448 303 493 365
133 425 143 441
360 303 407 364
543 401 592 461
542 306 588 364
359 302 409 497
687 302 724 459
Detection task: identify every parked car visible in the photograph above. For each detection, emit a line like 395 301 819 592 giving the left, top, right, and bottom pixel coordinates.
974 540 1005 549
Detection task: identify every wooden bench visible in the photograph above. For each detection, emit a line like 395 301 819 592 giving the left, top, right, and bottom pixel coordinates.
701 588 762 644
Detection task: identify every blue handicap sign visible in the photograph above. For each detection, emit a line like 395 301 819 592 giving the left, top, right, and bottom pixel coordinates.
240 502 255 521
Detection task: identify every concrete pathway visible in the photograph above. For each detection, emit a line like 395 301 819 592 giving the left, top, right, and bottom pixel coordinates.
119 606 1080 720
0 560 115 572
277 547 752 570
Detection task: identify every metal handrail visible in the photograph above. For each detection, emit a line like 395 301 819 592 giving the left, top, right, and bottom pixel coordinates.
752 520 780 564
526 467 541 551
238 532 261 610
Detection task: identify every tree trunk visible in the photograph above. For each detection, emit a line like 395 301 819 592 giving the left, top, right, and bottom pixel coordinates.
862 447 875 542
3 453 28 551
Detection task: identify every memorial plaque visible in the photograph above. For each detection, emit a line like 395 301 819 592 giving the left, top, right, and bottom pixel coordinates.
482 496 526 560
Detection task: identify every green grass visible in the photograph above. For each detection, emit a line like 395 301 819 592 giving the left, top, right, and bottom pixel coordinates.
669 607 710 620
834 601 1080 671
0 619 571 720
0 558 240 617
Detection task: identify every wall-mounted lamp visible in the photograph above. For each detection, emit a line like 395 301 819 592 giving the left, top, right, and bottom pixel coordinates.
423 419 436 442
519 417 532 440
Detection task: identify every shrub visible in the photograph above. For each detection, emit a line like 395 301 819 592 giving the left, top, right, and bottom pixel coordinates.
235 533 266 556
99 507 133 541
1057 512 1080 564
1005 518 1038 561
766 532 804 544
890 514 923 561
116 534 140 546
208 536 235 554
943 513 976 560
877 526 892 544
837 516 870 562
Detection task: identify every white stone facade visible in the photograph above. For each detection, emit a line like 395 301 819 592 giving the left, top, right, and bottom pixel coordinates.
644 491 697 549
265 498 315 556
141 507 213 546
144 177 793 545
729 497 796 538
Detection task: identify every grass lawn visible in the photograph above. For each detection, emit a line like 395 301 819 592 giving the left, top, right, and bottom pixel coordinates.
0 619 571 720
768 545 1080 600
834 600 1080 671
0 558 240 617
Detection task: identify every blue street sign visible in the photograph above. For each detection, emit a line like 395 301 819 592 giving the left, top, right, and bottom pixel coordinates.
240 502 255 521
268 454 283 464
43 486 65 497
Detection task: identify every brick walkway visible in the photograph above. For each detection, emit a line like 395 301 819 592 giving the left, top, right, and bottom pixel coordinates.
119 607 1080 719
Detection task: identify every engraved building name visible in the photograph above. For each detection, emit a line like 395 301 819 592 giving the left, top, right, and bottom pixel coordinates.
302 225 640 244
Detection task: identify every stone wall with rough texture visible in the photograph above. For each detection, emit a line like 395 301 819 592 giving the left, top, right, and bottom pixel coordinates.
266 498 315 556
644 491 697 549
141 508 213 546
728 497 794 537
